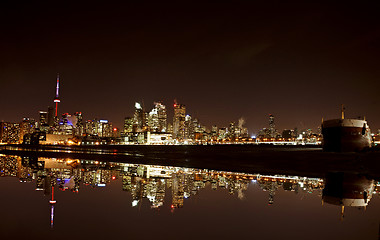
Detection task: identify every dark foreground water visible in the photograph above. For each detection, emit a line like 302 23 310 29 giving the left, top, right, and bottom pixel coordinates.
0 154 379 240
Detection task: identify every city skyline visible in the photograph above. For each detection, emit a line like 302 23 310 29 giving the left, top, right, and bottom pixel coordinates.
1 2 380 132
0 74 376 143
0 72 329 134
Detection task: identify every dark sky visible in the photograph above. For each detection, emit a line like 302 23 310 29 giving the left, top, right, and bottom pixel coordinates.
1 2 380 133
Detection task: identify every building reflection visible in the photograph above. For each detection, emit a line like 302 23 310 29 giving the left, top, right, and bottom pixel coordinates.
0 155 379 223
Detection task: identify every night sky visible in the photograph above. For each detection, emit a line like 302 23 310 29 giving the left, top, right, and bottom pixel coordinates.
1 2 380 133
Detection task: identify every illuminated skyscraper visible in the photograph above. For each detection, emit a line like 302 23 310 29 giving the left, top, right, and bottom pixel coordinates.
173 103 186 140
59 113 76 135
184 115 193 139
148 108 159 132
124 117 134 133
156 102 167 132
229 122 236 138
85 119 113 137
269 114 275 138
38 111 49 132
39 111 48 126
19 118 36 142
211 125 218 139
74 112 84 136
148 102 167 132
133 102 144 131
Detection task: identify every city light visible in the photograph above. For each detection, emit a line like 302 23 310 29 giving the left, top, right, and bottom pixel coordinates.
0 76 357 146
0 77 328 146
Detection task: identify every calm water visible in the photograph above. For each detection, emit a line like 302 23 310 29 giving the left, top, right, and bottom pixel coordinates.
0 155 379 240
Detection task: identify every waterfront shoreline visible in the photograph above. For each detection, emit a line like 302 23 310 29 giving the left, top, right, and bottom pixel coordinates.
1 144 380 181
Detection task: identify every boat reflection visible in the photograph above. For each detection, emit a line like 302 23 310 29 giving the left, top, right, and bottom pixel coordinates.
0 155 379 226
322 172 375 219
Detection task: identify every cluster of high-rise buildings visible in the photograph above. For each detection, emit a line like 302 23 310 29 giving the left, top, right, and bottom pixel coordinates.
0 75 353 145
0 101 250 145
118 100 249 145
255 114 323 144
0 75 250 145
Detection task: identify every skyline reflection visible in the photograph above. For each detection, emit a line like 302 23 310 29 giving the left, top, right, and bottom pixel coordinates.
1 155 378 222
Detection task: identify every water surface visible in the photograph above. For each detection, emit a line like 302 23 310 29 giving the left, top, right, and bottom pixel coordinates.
0 155 379 240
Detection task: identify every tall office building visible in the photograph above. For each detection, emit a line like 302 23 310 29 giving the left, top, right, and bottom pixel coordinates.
124 117 134 133
173 103 186 140
74 112 84 136
269 114 275 138
148 108 159 132
184 115 193 139
156 102 167 132
228 122 236 138
47 106 55 127
148 102 167 132
59 113 76 135
39 111 49 132
133 102 144 131
39 111 48 126
85 119 113 137
211 125 218 138
19 118 36 142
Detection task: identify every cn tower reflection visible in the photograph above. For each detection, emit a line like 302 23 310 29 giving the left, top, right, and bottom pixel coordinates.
50 186 56 228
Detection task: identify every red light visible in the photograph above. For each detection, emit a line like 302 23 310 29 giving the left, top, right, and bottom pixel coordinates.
171 205 174 208
112 176 116 180
113 128 117 131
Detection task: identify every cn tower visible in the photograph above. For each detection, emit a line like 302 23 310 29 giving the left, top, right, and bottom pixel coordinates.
53 74 61 116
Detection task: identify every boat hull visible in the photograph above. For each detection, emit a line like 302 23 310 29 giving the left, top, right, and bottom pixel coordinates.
322 119 372 152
